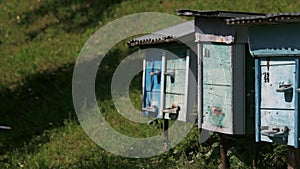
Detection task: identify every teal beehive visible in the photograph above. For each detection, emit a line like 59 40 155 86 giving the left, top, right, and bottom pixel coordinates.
227 12 300 147
178 10 264 134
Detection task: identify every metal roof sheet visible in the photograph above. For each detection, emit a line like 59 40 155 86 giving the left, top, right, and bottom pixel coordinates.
177 9 264 18
226 12 300 25
128 20 194 47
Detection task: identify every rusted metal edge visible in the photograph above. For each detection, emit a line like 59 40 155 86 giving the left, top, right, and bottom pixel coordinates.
127 36 177 47
195 33 235 44
226 12 300 25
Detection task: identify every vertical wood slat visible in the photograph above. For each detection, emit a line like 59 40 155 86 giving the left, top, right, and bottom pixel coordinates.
198 42 203 128
184 49 190 122
160 51 166 118
294 59 299 148
255 59 261 142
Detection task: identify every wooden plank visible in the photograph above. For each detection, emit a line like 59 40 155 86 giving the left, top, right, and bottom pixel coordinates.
165 49 187 70
144 58 162 92
166 58 186 70
198 42 203 128
260 110 294 146
164 93 185 121
142 91 161 118
195 33 234 44
260 60 295 109
144 68 161 92
294 59 299 148
202 44 231 86
202 84 232 132
165 70 186 94
160 52 166 119
143 50 163 119
255 59 262 142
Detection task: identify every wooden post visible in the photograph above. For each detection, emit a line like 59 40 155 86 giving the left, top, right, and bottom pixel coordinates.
287 146 300 169
220 134 230 169
252 141 258 169
163 119 169 152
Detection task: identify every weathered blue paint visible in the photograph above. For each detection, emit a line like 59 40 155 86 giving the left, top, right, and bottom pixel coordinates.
260 109 294 145
144 61 161 92
295 59 299 148
256 58 299 147
142 50 163 118
143 92 161 117
202 44 231 86
244 21 300 147
197 42 255 135
165 69 186 94
255 59 261 142
260 60 295 109
141 45 197 122
248 23 300 56
201 44 233 133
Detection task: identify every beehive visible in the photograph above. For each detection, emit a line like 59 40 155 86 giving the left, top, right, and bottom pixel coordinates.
227 12 300 147
128 20 197 122
178 10 264 134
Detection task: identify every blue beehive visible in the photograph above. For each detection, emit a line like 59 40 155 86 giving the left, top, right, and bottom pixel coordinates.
227 12 300 147
178 10 264 134
128 20 197 122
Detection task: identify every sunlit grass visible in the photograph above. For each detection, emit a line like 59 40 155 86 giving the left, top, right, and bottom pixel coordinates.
0 0 296 168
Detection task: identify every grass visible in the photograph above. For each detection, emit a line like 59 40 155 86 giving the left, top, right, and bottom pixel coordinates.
0 0 299 168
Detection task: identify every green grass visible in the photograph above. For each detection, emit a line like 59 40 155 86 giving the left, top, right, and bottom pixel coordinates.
0 0 298 168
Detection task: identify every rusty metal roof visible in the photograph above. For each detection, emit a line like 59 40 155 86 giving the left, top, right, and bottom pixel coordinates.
177 9 264 18
127 20 194 47
226 12 300 25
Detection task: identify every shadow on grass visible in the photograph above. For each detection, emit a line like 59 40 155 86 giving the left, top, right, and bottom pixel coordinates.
0 63 75 154
0 43 136 154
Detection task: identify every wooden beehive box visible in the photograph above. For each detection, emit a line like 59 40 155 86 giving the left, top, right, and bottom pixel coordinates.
227 13 300 147
178 10 264 134
128 20 197 122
